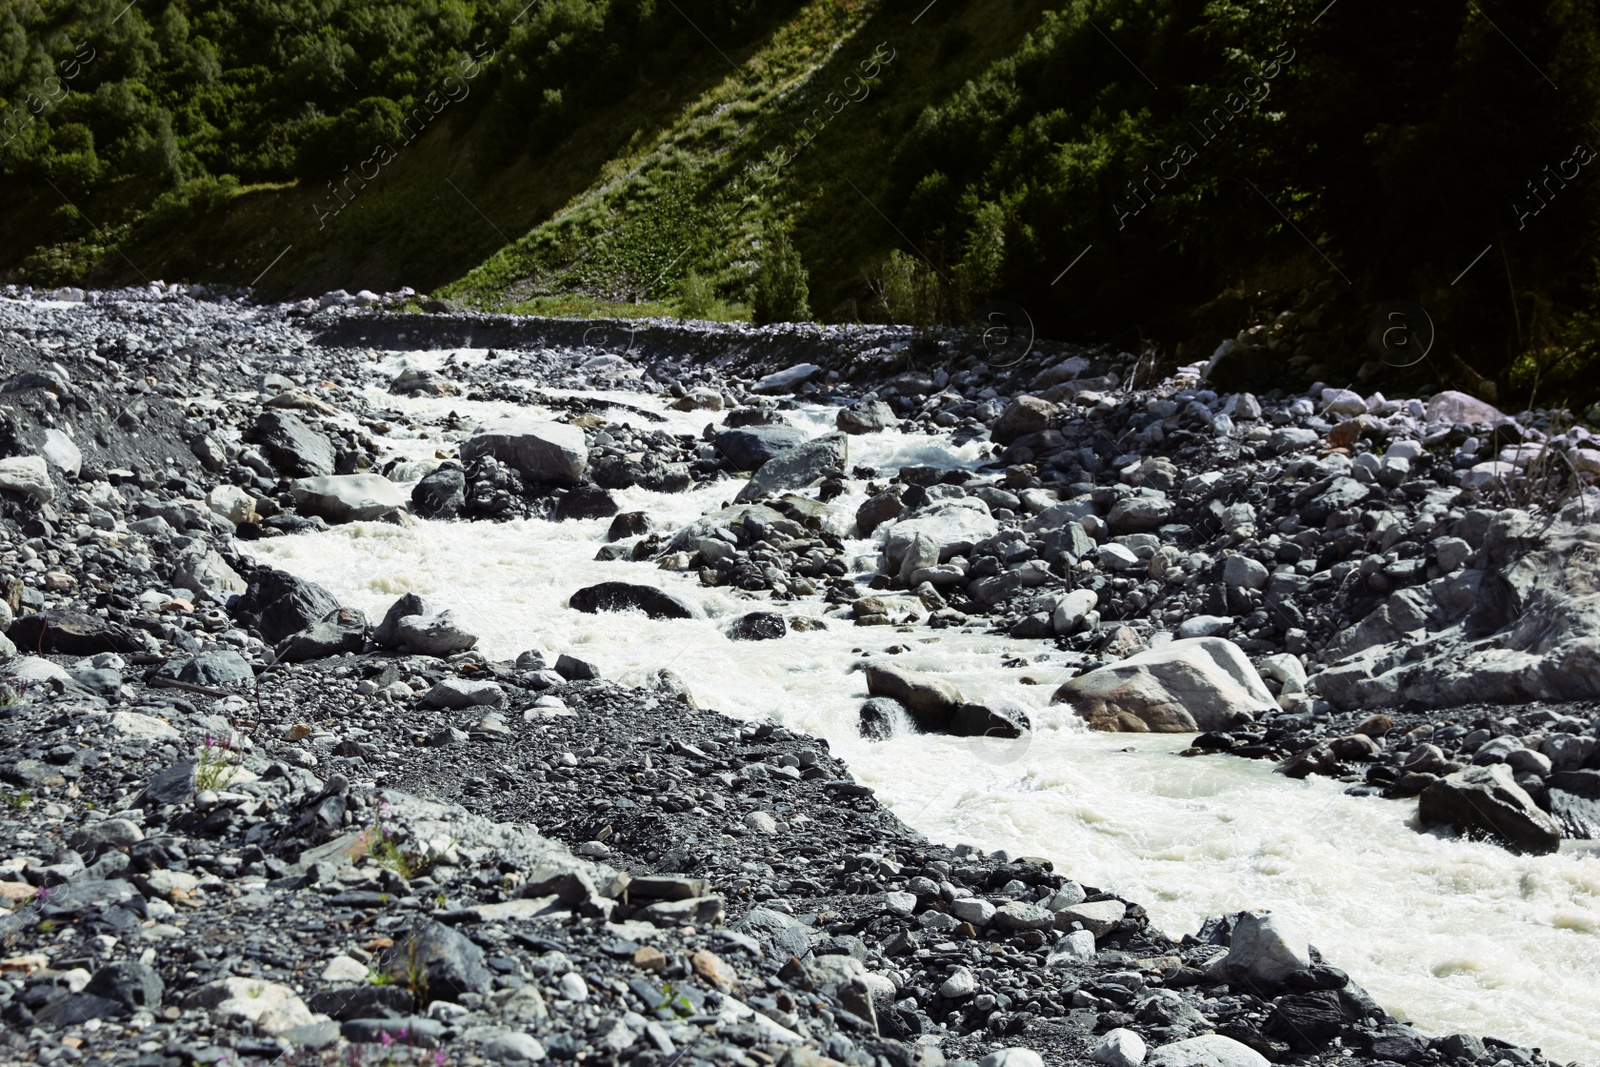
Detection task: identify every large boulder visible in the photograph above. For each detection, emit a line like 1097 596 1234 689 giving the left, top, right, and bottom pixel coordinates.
864 663 964 731
992 396 1058 445
393 611 479 656
837 400 896 435
714 425 807 471
570 582 696 620
9 609 145 656
291 474 407 523
0 455 54 503
172 549 246 601
1218 911 1312 985
752 363 822 394
382 921 492 1000
881 499 999 570
1147 1035 1268 1067
276 607 369 663
1419 764 1562 855
1051 637 1276 732
459 418 587 486
734 432 847 503
411 464 465 519
1426 390 1503 427
232 569 343 644
253 410 335 477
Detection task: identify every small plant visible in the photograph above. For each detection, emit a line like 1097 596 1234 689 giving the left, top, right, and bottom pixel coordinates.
655 981 694 1018
2 789 31 810
399 938 430 1008
367 967 395 986
37 920 57 934
360 800 452 880
195 735 240 792
676 270 718 319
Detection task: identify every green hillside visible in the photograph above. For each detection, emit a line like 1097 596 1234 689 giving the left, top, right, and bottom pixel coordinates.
4 0 1600 401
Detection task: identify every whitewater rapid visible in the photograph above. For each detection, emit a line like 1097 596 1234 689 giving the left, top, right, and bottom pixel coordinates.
242 351 1600 1062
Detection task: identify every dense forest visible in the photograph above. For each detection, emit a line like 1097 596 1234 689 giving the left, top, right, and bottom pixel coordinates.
2 0 1598 402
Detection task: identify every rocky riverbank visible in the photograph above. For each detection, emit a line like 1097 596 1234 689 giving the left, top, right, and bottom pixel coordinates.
0 284 1593 1067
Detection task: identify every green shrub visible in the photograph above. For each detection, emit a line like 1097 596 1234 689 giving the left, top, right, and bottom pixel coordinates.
677 271 718 319
753 225 810 324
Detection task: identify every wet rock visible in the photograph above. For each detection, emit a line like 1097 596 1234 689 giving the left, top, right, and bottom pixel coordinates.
391 367 460 396
570 581 696 620
411 464 466 519
291 473 407 523
1419 764 1562 854
728 612 786 641
735 432 846 503
555 484 620 521
1052 638 1276 732
837 399 896 434
865 663 963 731
715 425 807 470
949 701 1029 739
858 697 903 740
460 417 588 486
606 511 652 541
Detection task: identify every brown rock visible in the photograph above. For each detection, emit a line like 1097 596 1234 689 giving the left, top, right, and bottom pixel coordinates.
633 946 668 972
691 949 738 990
1355 713 1395 737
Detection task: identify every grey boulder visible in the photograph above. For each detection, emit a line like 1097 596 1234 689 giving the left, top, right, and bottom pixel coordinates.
291 474 407 523
459 417 587 486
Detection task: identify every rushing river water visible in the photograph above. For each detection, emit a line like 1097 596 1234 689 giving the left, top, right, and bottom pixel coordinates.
243 351 1600 1063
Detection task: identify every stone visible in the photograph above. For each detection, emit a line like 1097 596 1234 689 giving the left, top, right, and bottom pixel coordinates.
1176 615 1233 639
714 425 807 470
993 396 1059 445
209 486 258 526
394 611 479 656
992 901 1055 931
183 977 320 1035
485 1032 547 1062
69 819 144 857
951 898 997 925
40 428 82 475
383 920 492 999
291 474 407 523
1426 390 1503 426
276 607 368 662
735 432 847 503
0 455 54 503
571 582 696 619
753 363 823 393
233 569 343 644
411 464 466 519
858 697 903 740
254 410 335 477
320 956 369 982
461 417 589 487
1053 589 1098 635
374 593 430 647
939 966 977 999
980 1050 1043 1067
422 678 508 709
865 663 963 731
1419 764 1562 854
1223 910 1312 985
1092 1028 1148 1067
1056 899 1125 938
84 960 163 1011
1047 929 1097 966
638 895 725 927
837 400 896 434
390 367 460 397
173 549 246 601
1147 1035 1269 1067
8 608 143 656
1108 494 1172 532
949 701 1030 739
728 611 786 641
1224 555 1270 591
883 499 999 570
1052 638 1276 732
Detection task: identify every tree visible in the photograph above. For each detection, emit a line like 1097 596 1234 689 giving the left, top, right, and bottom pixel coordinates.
753 223 810 324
